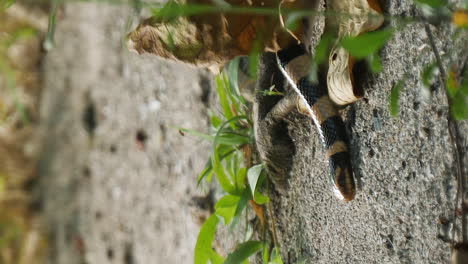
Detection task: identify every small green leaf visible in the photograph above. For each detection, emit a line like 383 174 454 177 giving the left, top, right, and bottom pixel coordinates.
368 53 382 73
247 164 263 197
461 72 468 96
421 62 437 88
210 249 225 264
269 247 283 264
261 89 283 96
226 57 248 109
177 127 249 146
216 74 235 123
340 29 393 59
314 32 334 65
248 40 261 78
209 110 223 129
451 92 468 120
177 127 212 141
262 243 270 263
212 145 235 194
215 194 241 225
284 12 303 31
1 0 15 10
213 116 249 145
224 241 263 264
389 79 405 117
197 159 214 184
229 190 249 231
194 214 219 264
216 132 250 146
446 73 458 98
197 147 236 184
253 191 269 205
236 167 247 190
414 0 447 8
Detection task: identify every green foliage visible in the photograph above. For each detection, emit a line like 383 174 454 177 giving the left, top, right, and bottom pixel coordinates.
248 40 261 79
419 60 468 120
224 240 263 264
413 0 447 8
340 29 394 59
268 247 283 264
0 24 35 124
183 54 273 262
421 62 437 88
0 0 15 10
447 71 468 120
314 32 334 66
389 79 405 117
194 214 220 264
215 194 241 225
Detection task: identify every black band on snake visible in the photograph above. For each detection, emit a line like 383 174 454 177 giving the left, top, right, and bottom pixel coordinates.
276 44 356 201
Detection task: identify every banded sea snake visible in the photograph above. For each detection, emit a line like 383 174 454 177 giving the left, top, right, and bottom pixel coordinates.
270 44 356 201
126 0 385 201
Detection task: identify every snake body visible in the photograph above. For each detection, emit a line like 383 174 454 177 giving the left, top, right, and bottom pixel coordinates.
276 44 356 201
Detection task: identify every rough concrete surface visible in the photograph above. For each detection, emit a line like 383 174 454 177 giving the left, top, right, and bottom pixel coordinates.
36 2 214 264
34 0 467 264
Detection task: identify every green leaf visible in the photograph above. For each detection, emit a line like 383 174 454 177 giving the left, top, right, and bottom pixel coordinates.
216 74 235 123
177 127 213 141
215 194 241 225
414 0 447 8
269 247 283 264
229 190 249 231
226 58 239 93
314 32 334 65
446 72 458 98
389 79 405 117
194 214 219 264
197 147 236 184
212 145 236 194
262 243 270 263
1 0 15 10
236 167 247 190
253 191 269 205
340 29 393 59
224 241 263 264
368 53 382 73
209 110 223 130
216 132 250 146
177 127 249 146
284 12 304 31
247 164 263 197
213 116 249 146
248 40 261 78
210 249 225 264
226 57 248 108
197 159 214 184
461 72 468 96
261 89 283 96
421 62 437 88
451 92 468 120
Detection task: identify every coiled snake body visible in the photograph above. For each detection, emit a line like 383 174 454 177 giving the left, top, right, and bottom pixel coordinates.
276 44 356 201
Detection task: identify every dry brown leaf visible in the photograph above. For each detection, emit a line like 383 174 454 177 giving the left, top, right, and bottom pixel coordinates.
127 0 312 69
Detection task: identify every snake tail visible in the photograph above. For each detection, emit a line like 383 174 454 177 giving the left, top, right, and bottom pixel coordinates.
276 44 356 201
